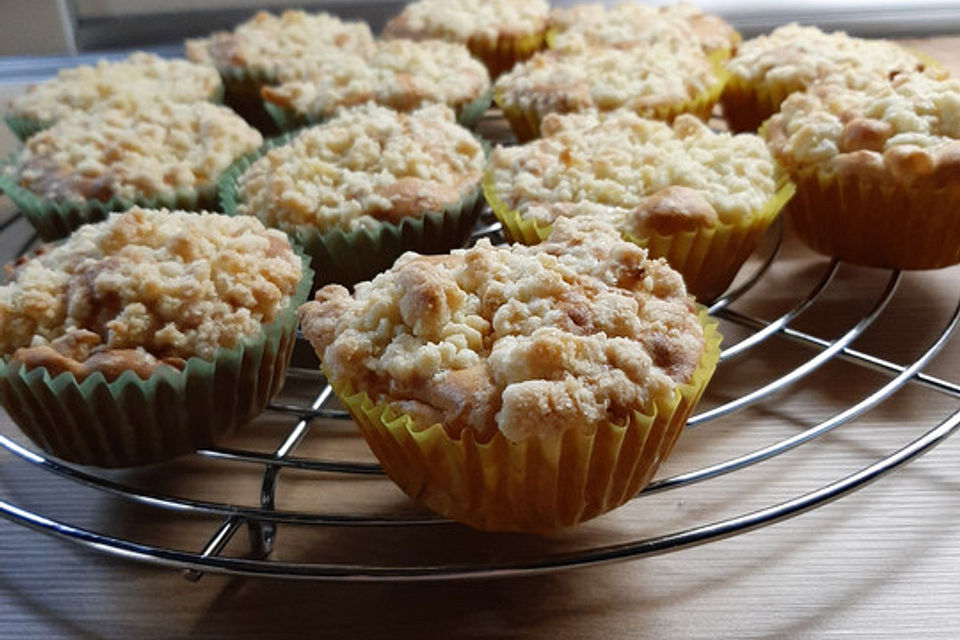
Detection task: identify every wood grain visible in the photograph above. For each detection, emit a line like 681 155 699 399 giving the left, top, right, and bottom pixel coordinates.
1 38 960 640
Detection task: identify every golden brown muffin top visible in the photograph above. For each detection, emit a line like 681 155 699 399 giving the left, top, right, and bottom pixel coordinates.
0 208 303 380
494 41 721 117
489 110 782 235
548 2 739 58
235 103 485 233
382 0 550 46
6 101 262 204
8 52 222 125
185 10 374 72
262 39 490 120
727 23 935 92
764 72 960 186
299 217 705 443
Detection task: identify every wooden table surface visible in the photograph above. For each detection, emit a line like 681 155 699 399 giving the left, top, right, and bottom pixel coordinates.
1 37 960 640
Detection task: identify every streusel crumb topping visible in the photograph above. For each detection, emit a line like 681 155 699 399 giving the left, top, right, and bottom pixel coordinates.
494 42 720 117
764 72 960 184
548 2 739 58
490 111 780 234
185 10 374 71
8 52 222 125
0 208 302 376
299 217 705 443
382 0 549 46
236 103 484 232
262 39 490 119
727 24 933 92
7 101 262 204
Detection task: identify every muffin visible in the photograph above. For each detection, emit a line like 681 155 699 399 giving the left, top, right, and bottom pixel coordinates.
722 24 941 133
547 2 740 60
493 41 728 141
220 103 486 288
185 10 375 131
381 0 549 78
260 39 492 131
0 101 262 241
486 110 793 300
298 217 721 533
5 52 223 142
763 72 960 269
0 207 310 467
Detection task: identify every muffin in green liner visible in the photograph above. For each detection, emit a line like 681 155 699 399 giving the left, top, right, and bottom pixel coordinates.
3 52 224 142
264 89 493 134
0 101 262 242
0 208 312 468
259 39 492 133
220 103 488 290
185 10 375 134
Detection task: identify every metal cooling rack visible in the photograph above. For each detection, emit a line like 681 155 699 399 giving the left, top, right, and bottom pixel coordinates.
0 205 958 582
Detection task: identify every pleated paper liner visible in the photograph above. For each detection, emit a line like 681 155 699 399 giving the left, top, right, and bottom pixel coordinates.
495 59 730 142
484 170 795 301
721 49 945 134
3 85 226 143
263 89 494 133
220 131 487 290
468 29 547 79
0 155 221 242
787 167 960 270
330 309 721 534
0 255 312 468
217 64 283 135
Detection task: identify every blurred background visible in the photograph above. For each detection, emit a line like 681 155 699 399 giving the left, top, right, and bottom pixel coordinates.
3 0 960 59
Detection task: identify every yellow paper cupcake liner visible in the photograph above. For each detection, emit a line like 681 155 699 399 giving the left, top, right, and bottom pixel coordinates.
330 309 721 533
469 29 547 79
495 61 729 142
787 168 960 270
720 73 800 133
484 170 796 301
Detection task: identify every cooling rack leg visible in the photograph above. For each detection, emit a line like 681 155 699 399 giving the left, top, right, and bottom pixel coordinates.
248 518 275 558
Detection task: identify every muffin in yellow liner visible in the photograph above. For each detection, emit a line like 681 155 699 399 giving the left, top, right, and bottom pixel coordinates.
494 43 728 142
381 0 549 78
300 217 722 533
0 208 311 468
546 2 740 62
764 72 960 269
485 110 793 301
721 24 942 133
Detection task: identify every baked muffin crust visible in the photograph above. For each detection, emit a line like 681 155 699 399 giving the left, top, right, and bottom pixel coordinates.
727 24 933 95
0 208 303 379
490 110 781 235
300 217 705 443
185 10 375 71
494 42 720 119
382 0 549 47
8 52 222 125
764 72 960 186
6 101 262 204
548 2 739 58
261 39 490 120
235 103 485 232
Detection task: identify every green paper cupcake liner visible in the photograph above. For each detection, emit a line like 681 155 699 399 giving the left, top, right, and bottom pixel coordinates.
0 254 312 468
0 153 220 241
220 130 488 290
217 65 282 135
264 89 494 133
